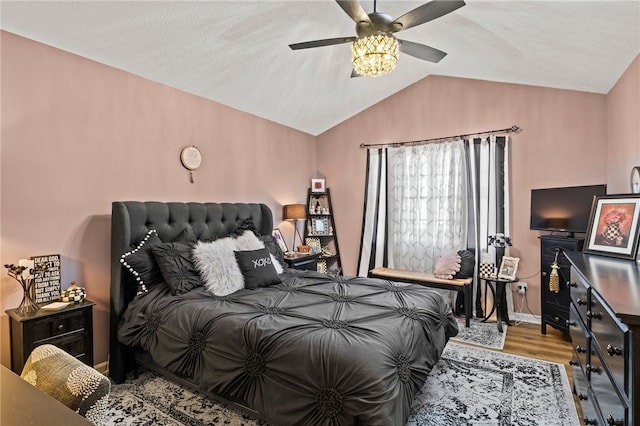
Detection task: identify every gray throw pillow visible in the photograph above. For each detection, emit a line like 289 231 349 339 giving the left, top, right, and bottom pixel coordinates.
151 242 201 295
455 250 475 279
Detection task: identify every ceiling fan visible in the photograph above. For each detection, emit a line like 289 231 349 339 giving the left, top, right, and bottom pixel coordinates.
289 0 465 77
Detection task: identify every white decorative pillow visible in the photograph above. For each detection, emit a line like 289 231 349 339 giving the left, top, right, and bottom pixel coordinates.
192 231 283 296
193 237 244 296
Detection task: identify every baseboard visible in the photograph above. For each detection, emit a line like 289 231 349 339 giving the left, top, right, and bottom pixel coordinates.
511 311 540 324
94 360 109 376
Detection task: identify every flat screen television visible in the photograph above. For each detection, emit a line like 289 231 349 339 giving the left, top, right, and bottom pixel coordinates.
530 184 607 236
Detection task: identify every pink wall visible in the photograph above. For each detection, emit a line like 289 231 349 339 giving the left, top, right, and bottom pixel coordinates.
2 29 638 368
607 55 640 193
318 69 637 315
0 32 317 367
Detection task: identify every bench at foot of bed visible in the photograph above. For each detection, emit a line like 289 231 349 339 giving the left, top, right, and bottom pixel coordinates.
368 267 472 328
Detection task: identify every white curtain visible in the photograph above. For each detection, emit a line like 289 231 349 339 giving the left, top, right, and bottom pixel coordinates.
386 140 467 272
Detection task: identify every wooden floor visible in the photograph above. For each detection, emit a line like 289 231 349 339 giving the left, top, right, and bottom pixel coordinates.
492 322 584 425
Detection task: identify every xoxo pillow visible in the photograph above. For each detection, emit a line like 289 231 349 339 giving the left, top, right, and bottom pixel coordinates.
234 248 281 289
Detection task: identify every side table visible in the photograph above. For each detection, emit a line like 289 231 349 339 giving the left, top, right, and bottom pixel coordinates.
480 277 517 332
283 252 320 271
5 299 95 373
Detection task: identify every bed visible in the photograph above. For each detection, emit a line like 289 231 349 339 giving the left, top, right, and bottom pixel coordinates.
110 201 458 426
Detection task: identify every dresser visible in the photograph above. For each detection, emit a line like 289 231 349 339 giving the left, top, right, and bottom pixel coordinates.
5 300 94 374
565 253 639 426
540 235 584 334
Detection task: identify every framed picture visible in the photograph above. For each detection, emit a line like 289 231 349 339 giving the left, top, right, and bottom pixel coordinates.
272 228 288 253
32 254 62 304
317 259 327 273
584 194 640 260
311 178 326 193
311 218 329 235
305 237 321 254
497 256 519 280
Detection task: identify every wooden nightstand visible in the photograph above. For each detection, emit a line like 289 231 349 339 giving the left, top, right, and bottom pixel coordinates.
283 252 320 271
5 300 95 374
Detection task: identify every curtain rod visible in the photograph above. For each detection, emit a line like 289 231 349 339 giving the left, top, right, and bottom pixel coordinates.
359 125 521 149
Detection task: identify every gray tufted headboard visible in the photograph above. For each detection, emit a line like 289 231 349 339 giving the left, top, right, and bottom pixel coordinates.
109 201 273 382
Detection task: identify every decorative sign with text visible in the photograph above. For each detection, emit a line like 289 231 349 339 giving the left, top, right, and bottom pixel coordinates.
32 254 61 304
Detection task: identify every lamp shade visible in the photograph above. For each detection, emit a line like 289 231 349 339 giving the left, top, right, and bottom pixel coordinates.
283 204 306 221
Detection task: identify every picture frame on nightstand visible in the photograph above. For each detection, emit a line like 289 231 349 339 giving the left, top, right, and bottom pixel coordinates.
272 228 288 254
497 256 519 280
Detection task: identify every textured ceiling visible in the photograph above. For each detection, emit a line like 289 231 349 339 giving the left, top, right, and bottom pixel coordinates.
1 1 639 136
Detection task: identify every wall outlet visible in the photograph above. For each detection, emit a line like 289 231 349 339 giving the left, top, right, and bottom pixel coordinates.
517 281 527 294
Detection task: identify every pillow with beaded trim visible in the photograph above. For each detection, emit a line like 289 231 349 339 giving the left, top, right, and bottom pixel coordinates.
120 229 165 294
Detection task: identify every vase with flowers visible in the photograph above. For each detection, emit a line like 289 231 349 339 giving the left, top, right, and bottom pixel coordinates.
4 260 44 314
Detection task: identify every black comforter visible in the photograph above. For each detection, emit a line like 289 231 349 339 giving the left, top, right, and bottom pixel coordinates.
118 269 458 425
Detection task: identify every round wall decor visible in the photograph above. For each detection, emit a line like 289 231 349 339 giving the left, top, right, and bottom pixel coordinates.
180 145 202 183
180 145 202 170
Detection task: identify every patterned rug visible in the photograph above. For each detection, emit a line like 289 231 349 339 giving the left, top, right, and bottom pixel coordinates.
104 343 579 426
451 316 507 350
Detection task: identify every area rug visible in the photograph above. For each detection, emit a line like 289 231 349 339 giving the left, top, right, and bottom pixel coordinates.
104 343 579 426
406 343 579 425
451 317 507 350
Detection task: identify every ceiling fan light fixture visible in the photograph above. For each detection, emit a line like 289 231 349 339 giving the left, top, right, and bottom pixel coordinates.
352 34 399 77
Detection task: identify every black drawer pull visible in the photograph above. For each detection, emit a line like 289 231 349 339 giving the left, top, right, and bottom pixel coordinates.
569 359 579 366
567 281 578 288
606 344 623 357
576 298 588 306
587 311 603 320
578 393 588 401
586 364 601 374
584 417 598 425
575 345 587 354
606 415 623 426
57 324 65 331
553 315 560 322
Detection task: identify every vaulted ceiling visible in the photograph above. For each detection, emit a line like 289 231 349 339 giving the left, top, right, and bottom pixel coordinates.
1 1 639 135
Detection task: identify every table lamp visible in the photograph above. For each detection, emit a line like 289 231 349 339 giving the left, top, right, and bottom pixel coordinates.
283 204 306 252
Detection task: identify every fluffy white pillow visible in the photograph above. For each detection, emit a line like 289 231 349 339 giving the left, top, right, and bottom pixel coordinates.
193 231 283 296
193 237 243 296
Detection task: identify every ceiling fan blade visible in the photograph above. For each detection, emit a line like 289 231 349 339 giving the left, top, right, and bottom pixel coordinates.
398 39 447 63
336 0 371 24
392 0 465 32
289 37 356 50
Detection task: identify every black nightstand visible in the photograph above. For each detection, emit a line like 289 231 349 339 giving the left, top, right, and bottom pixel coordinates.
5 300 95 374
283 252 320 271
